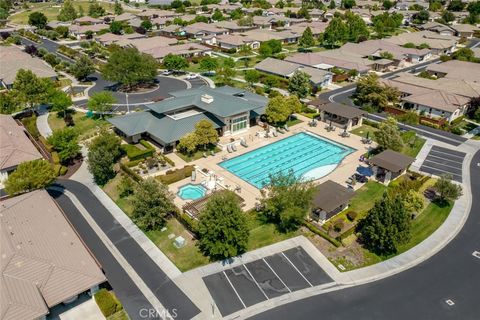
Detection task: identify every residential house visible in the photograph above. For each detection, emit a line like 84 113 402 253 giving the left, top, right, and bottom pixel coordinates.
310 180 355 223
183 22 229 40
113 12 138 22
69 23 109 40
385 31 459 55
451 24 479 38
108 86 267 152
255 57 333 89
285 51 372 74
0 46 57 89
214 34 260 51
73 16 104 25
420 21 455 36
213 20 256 33
241 28 301 44
425 60 480 83
0 115 43 184
144 43 212 61
0 190 106 320
95 32 145 46
369 150 415 185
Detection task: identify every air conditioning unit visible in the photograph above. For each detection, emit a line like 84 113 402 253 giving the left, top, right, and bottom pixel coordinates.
201 94 214 104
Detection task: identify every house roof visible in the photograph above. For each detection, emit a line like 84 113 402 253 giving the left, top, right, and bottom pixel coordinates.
73 16 103 24
0 115 43 170
314 102 367 119
385 31 458 50
0 46 57 87
369 150 415 172
426 60 480 83
216 34 257 46
0 190 106 320
286 52 371 73
69 23 109 34
255 57 300 77
312 180 355 212
183 22 227 35
401 90 469 113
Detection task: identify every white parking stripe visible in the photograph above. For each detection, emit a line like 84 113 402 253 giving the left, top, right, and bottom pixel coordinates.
420 164 461 177
281 252 313 287
243 264 269 300
262 258 291 293
223 271 246 309
429 149 465 159
426 154 464 165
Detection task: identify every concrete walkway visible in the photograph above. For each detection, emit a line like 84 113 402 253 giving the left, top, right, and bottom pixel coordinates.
59 297 104 320
36 105 52 138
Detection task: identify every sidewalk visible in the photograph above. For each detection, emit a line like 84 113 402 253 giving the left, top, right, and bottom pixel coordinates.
36 105 52 138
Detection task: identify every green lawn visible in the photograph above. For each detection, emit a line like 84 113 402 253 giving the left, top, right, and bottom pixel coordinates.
48 111 109 140
350 124 378 139
395 200 452 254
9 1 132 24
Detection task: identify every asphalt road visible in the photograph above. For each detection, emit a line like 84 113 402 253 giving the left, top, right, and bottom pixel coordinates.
250 149 480 320
50 180 200 320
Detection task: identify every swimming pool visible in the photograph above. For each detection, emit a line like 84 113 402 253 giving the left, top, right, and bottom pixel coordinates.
177 184 207 200
219 132 354 188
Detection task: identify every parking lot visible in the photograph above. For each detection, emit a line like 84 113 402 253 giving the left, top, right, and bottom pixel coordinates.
420 146 466 182
203 247 333 316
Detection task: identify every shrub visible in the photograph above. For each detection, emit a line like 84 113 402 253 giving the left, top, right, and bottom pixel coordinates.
21 116 40 139
450 126 463 135
121 141 154 161
450 115 464 126
51 151 60 164
363 119 379 128
302 220 341 247
163 155 175 166
336 225 356 242
53 164 62 176
94 289 122 318
333 219 344 232
119 162 142 182
346 211 357 221
125 159 143 167
39 136 53 152
60 165 68 175
156 165 194 184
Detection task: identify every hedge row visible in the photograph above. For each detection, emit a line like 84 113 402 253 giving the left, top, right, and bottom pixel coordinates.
38 136 53 152
363 119 379 128
303 220 342 247
336 225 356 242
125 159 143 167
53 164 68 176
51 152 60 165
94 289 123 318
175 211 199 235
119 162 142 183
156 165 194 185
122 140 155 161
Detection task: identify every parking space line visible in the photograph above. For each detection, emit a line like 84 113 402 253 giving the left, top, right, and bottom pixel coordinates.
426 154 464 165
281 252 313 287
423 160 463 171
223 271 247 309
262 258 291 293
420 164 461 176
243 264 270 300
429 149 465 159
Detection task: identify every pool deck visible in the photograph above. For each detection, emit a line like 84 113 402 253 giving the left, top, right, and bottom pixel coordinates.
169 114 377 211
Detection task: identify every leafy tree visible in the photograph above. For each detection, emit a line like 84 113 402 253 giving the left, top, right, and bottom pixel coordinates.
383 0 394 9
212 8 224 21
58 0 77 21
177 132 198 154
357 193 411 255
199 56 218 73
379 51 394 60
114 0 123 15
5 160 56 195
403 42 416 48
194 119 218 149
109 21 123 34
78 5 85 17
329 0 336 9
261 170 315 231
429 1 442 11
88 0 106 18
102 47 158 89
466 1 480 24
374 117 404 152
414 10 430 23
12 69 53 110
24 44 37 55
198 191 249 259
140 20 152 31
223 57 235 68
403 189 425 214
216 64 235 85
265 96 291 124
131 178 176 230
28 12 47 28
244 69 260 86
442 10 455 23
447 0 465 11
355 73 399 111
70 55 95 81
341 0 355 9
238 44 252 57
56 26 69 38
372 12 403 37
345 11 370 42
259 39 282 57
288 70 311 98
434 175 463 202
162 53 189 71
466 96 480 120
0 92 17 114
49 90 72 118
323 17 348 47
87 91 116 117
299 26 315 48
452 47 476 62
47 128 80 164
87 129 122 185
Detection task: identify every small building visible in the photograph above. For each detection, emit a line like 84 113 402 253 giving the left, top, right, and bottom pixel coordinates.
0 190 106 320
0 115 43 185
311 180 355 223
369 150 415 185
309 102 367 130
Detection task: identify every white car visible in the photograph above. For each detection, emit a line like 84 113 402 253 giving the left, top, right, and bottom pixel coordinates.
186 73 198 80
161 70 173 76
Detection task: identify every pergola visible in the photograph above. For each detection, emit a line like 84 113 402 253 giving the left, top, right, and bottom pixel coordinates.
369 149 415 185
310 102 367 130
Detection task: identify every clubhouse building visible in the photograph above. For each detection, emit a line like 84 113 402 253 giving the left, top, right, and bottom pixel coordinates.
108 86 268 152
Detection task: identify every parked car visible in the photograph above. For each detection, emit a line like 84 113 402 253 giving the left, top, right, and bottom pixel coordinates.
161 70 173 75
186 73 198 80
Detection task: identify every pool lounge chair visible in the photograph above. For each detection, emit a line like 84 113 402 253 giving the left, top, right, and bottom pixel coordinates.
232 144 237 151
272 130 278 137
277 127 285 134
227 145 232 153
240 139 248 147
284 124 289 131
210 150 215 156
